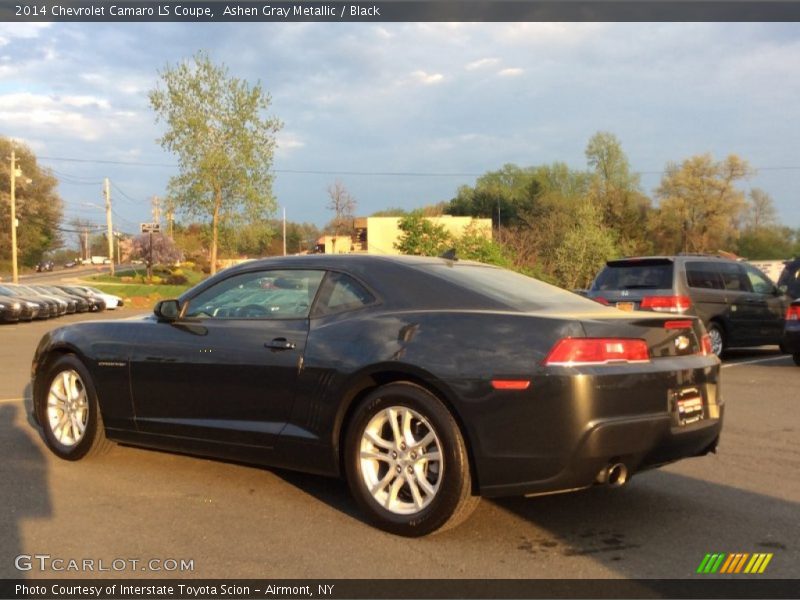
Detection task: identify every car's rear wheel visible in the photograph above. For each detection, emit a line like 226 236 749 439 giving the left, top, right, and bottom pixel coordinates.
39 354 112 460
344 382 479 536
707 322 725 357
793 353 800 366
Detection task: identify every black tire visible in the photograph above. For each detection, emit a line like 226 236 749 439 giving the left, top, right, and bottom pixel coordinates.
37 354 113 460
344 382 479 537
793 353 800 367
707 322 725 357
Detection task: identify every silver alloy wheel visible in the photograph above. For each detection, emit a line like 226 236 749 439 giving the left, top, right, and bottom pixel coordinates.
709 326 723 356
46 369 89 447
359 406 444 515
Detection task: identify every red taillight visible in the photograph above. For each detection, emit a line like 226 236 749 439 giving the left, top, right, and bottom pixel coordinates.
640 295 691 313
593 297 610 306
544 338 650 366
491 380 531 390
701 333 714 356
786 305 800 321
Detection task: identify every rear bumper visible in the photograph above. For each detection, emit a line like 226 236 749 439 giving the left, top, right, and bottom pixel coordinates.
455 357 723 498
783 323 800 354
480 410 722 497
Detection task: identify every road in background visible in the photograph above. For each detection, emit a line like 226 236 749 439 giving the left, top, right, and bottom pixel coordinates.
1 312 797 580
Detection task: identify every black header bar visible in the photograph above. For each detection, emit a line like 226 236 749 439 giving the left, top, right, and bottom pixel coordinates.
4 1 800 23
3 578 800 599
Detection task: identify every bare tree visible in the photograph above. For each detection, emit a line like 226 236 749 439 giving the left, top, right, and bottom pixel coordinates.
326 180 357 236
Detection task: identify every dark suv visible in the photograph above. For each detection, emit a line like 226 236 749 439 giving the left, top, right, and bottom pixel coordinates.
587 255 791 356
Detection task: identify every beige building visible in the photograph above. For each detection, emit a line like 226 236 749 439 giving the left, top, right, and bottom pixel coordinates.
352 215 492 255
314 235 354 254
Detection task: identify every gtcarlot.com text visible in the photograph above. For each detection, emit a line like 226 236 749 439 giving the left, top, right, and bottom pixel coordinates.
14 554 194 573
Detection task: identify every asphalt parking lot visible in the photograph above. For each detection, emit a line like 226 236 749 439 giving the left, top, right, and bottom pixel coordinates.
1 310 798 580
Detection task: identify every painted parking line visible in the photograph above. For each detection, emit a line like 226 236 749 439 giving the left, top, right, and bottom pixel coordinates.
0 397 23 404
722 356 790 369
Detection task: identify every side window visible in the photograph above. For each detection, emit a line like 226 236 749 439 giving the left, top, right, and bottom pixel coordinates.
685 262 724 290
185 269 324 319
312 272 376 317
718 263 750 293
742 264 775 295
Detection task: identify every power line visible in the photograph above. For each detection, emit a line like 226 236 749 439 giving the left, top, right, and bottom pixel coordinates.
38 154 800 179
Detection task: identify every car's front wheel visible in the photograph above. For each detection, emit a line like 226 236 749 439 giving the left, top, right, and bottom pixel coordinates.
344 382 479 536
38 354 112 460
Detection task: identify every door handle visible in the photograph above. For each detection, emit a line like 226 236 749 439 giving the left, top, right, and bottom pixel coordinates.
265 338 296 350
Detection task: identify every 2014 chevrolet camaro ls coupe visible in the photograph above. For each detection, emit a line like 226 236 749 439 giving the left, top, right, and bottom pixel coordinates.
31 255 723 536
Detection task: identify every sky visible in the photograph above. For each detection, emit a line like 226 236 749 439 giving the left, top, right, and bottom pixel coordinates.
1 21 800 238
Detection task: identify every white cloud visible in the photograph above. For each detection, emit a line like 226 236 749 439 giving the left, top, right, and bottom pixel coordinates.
0 92 129 141
465 57 499 71
497 68 524 77
276 131 305 155
0 23 52 46
410 70 444 85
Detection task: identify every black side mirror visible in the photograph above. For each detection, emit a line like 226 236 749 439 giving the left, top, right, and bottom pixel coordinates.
154 299 181 322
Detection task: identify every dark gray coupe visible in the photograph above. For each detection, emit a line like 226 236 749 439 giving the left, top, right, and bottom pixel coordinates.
32 255 723 536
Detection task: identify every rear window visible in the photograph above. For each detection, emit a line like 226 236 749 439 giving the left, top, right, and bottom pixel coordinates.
590 260 674 291
423 264 598 311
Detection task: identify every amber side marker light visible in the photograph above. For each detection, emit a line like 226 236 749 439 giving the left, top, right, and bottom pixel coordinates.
491 380 531 390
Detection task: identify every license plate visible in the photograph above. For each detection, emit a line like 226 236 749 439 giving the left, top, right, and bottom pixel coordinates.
616 302 634 311
676 392 704 426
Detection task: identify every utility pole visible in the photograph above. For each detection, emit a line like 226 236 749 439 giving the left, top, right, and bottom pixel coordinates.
282 207 287 256
152 195 161 224
165 199 175 238
8 151 18 283
104 178 115 275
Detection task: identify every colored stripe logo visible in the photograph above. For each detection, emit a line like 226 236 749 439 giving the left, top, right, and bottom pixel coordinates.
697 553 773 574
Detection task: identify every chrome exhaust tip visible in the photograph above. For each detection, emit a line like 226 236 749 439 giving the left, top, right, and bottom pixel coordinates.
606 463 628 487
597 462 629 487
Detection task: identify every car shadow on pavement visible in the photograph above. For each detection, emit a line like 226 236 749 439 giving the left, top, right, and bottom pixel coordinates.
271 468 366 523
489 469 798 578
0 402 51 577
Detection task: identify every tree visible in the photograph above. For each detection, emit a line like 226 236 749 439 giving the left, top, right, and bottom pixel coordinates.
395 212 452 256
585 132 652 255
744 188 778 230
149 51 282 275
325 179 357 235
552 202 618 290
737 189 792 258
447 163 542 229
0 138 63 268
131 233 183 267
652 154 751 254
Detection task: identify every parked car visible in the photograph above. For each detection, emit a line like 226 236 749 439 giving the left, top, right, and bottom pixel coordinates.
36 260 54 272
784 299 800 366
32 255 723 536
55 286 106 312
71 285 124 310
29 285 82 314
0 296 22 323
64 260 78 269
587 255 791 356
15 284 68 316
0 284 54 319
777 258 800 300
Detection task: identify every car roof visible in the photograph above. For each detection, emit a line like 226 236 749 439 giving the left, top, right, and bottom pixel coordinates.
182 254 528 312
